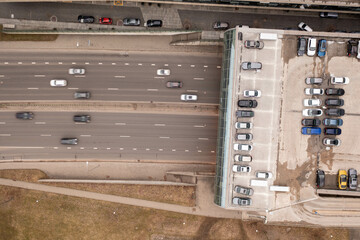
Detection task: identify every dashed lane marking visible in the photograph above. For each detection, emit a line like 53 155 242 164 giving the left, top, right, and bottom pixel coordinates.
31 62 36 64
0 134 11 136
186 89 198 93
198 138 209 140
34 75 45 77
115 123 126 125
68 88 79 90
18 62 22 64
159 136 170 139
114 76 125 78
35 122 46 124
75 75 85 78
80 135 91 137
58 62 63 64
147 89 158 91
108 88 119 90
120 135 130 138
40 134 51 137
28 88 39 90
194 78 204 81
154 124 165 126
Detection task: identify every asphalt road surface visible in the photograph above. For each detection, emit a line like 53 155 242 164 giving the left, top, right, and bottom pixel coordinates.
0 50 221 103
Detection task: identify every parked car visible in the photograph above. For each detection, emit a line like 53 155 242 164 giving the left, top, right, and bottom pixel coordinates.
301 118 321 126
298 22 313 32
347 40 358 57
157 69 170 75
60 138 78 145
337 170 348 190
16 112 34 120
241 62 262 70
297 37 306 56
330 77 349 85
234 186 254 196
232 165 251 173
305 88 324 95
305 77 322 85
99 17 112 24
302 109 323 117
243 90 261 97
323 118 343 126
303 99 321 107
324 128 342 135
302 127 321 135
307 38 317 56
180 94 197 101
317 39 327 57
325 98 344 106
235 122 253 129
78 15 94 23
358 41 360 59
50 79 67 87
234 155 252 162
348 168 358 190
236 110 254 118
323 138 341 146
68 68 85 75
232 197 252 206
236 133 253 141
166 81 183 88
213 21 229 30
74 92 90 99
320 12 338 18
233 144 252 151
256 171 272 179
238 100 258 108
123 18 141 26
325 88 345 96
325 108 345 117
146 19 162 27
316 170 325 188
73 115 91 123
244 40 264 49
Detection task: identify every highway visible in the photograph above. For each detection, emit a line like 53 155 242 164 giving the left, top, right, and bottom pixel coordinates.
0 50 221 103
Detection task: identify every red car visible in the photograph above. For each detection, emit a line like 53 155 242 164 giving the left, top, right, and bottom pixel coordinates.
99 17 112 24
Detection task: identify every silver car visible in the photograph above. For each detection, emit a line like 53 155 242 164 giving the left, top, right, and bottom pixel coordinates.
241 62 262 70
232 197 252 206
244 40 264 49
123 18 141 26
157 69 170 76
234 186 254 196
68 68 85 75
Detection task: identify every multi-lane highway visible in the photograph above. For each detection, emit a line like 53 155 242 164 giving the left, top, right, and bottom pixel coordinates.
0 50 221 162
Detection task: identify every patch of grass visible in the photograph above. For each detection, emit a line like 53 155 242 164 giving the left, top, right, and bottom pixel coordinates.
0 169 47 182
0 25 58 41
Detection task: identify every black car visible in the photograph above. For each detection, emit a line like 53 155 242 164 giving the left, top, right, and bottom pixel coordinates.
301 118 321 126
316 170 325 188
73 115 91 123
325 88 345 96
324 128 342 135
78 15 95 23
297 37 306 56
325 98 344 107
60 138 78 145
347 40 358 57
236 110 254 118
146 20 162 27
15 112 34 120
325 108 345 117
237 100 258 108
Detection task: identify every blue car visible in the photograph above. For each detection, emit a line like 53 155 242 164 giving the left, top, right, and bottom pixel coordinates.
317 39 327 57
302 127 321 135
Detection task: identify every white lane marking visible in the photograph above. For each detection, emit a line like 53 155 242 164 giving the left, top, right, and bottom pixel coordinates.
0 134 11 136
198 138 209 140
115 123 126 125
120 135 130 138
198 150 202 152
35 122 46 124
191 65 195 67
204 65 208 68
154 124 165 126
172 149 176 152
75 122 86 125
125 63 129 65
0 146 44 149
0 122 6 124
159 149 163 151
72 62 76 65
4 62 8 64
108 88 119 90
146 148 150 151
67 88 79 90
194 78 204 80
34 75 45 77
58 62 63 64
80 147 85 150
217 66 221 68
75 75 85 78
154 76 164 79
18 62 22 64
147 89 158 91
211 150 215 153
98 62 103 65
159 136 170 139
112 63 116 65
40 134 51 137
164 64 169 66
177 64 182 67
80 135 91 137
151 64 156 66
85 62 90 65
185 149 189 152
0 75 4 77
28 88 39 90
193 125 205 128
54 147 58 149
114 76 125 78
187 89 198 93
132 148 137 150
107 147 111 150
93 147 98 150
138 63 143 66
120 148 124 150
31 62 36 64
45 62 49 64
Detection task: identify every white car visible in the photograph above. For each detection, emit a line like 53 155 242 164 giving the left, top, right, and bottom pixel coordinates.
304 88 324 95
256 171 273 179
243 90 261 97
233 165 251 173
298 22 313 32
302 108 323 117
307 38 317 56
180 94 197 101
234 122 252 129
323 138 341 146
68 68 85 75
234 144 252 151
50 79 67 87
303 99 321 107
330 77 349 85
157 69 170 76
